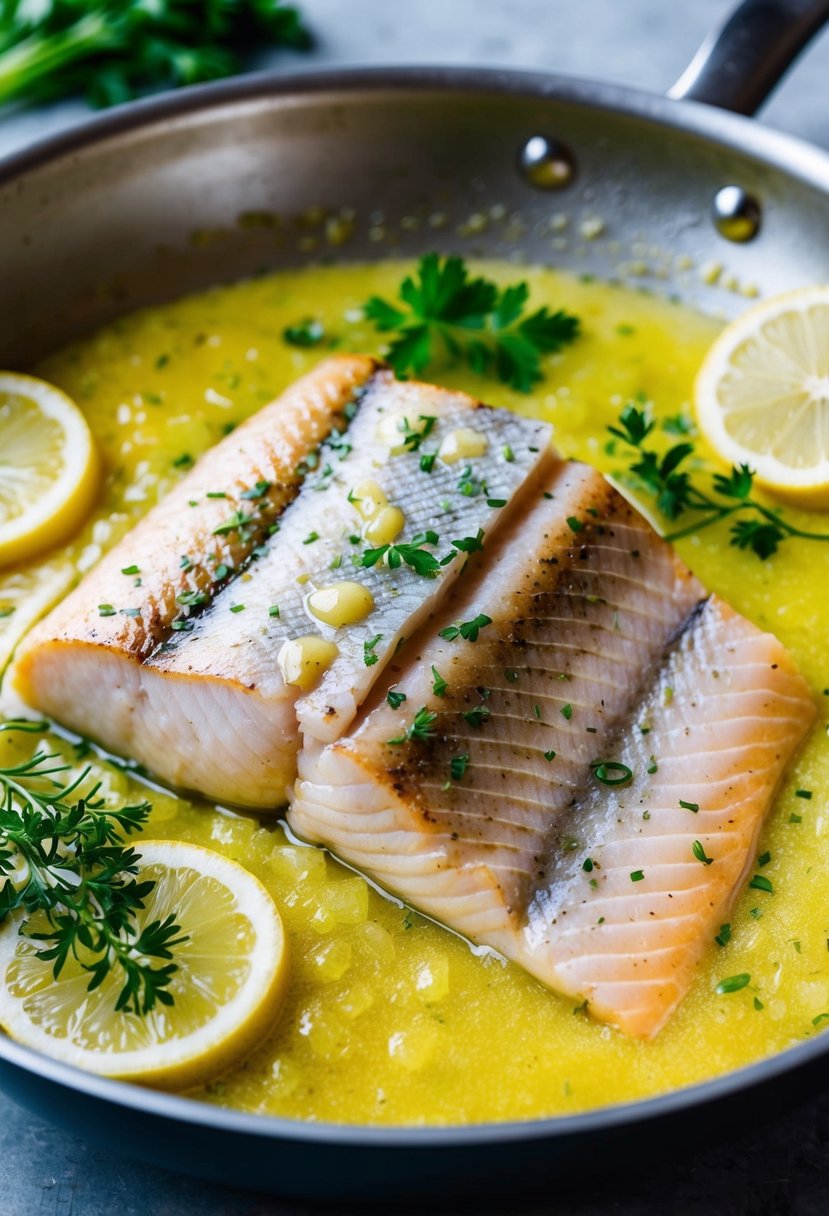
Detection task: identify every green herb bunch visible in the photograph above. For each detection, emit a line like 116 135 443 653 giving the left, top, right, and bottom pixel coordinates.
610 403 829 560
364 254 580 392
0 720 185 1015
0 0 310 110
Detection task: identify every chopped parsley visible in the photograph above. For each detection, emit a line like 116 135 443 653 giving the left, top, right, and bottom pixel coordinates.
560 703 573 720
283 318 325 347
387 689 407 710
796 789 813 800
451 528 485 554
268 605 280 618
97 604 116 617
543 750 556 762
439 614 492 643
629 870 645 883
591 760 633 786
692 840 713 866
363 634 383 667
387 707 438 746
450 754 469 781
121 565 140 576
240 480 272 500
714 923 731 948
748 874 773 894
715 973 750 995
212 510 255 537
431 666 448 697
362 535 442 578
302 531 320 545
462 706 490 729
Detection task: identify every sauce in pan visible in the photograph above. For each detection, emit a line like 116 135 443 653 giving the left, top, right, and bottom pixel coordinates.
2 260 826 1124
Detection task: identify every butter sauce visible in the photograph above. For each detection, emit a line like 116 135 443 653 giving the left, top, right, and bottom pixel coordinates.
0 259 825 1125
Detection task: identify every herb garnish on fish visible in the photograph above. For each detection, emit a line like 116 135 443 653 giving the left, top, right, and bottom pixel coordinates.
0 720 185 1016
364 254 580 391
387 707 438 746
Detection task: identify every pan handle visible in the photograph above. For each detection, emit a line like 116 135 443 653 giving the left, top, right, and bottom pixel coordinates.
668 0 829 115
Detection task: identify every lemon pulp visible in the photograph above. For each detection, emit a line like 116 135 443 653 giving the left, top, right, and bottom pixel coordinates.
0 840 289 1088
0 373 99 567
695 286 829 506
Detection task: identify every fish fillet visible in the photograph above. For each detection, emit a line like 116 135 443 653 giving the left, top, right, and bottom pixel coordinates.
14 356 379 797
291 461 815 1037
16 361 553 807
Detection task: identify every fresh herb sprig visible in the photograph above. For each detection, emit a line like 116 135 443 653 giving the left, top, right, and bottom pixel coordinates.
361 531 442 577
610 404 829 560
0 0 310 111
0 721 185 1016
364 254 580 392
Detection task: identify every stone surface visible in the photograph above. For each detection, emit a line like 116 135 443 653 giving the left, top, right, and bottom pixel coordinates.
1 1 828 1212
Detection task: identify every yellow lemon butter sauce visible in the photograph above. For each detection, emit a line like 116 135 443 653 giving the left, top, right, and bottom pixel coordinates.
2 260 826 1125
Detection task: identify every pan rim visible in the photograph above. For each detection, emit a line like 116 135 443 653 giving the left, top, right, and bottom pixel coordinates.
1 63 829 192
1 1021 827 1145
1 61 828 1148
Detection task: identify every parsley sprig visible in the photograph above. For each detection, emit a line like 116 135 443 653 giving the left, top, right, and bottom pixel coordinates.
0 1 310 111
364 254 580 392
361 531 442 577
610 404 829 559
387 707 438 746
0 721 186 1016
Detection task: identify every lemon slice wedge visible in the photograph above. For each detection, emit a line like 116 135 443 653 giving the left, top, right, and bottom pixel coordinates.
695 287 829 508
0 561 73 685
0 840 289 1089
0 372 99 567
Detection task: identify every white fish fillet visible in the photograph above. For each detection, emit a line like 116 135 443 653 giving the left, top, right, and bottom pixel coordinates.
16 360 552 808
291 461 815 1036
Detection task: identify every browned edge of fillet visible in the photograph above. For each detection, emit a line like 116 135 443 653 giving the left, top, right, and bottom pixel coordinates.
14 356 383 709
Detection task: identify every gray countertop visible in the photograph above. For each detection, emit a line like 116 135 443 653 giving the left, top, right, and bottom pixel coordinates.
1 2 828 1212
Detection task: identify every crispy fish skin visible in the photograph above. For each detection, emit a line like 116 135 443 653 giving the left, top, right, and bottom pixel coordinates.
14 356 381 800
291 463 815 1037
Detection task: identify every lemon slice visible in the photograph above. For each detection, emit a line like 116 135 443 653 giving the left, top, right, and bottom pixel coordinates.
0 840 288 1089
0 372 99 567
695 287 829 507
0 560 73 685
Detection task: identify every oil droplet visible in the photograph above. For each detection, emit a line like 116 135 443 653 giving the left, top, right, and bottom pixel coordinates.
438 427 489 464
277 635 339 690
351 479 388 521
306 582 375 628
363 505 405 546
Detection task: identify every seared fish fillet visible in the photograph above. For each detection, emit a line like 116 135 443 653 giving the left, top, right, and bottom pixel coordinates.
15 356 378 796
291 461 815 1037
16 360 553 807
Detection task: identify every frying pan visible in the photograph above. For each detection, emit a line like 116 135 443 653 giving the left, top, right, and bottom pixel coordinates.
0 0 828 1200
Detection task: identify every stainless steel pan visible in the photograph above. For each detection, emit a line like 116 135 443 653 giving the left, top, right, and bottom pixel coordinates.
1 0 828 1199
